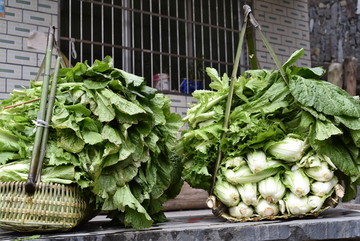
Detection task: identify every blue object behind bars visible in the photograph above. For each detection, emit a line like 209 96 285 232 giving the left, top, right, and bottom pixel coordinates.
180 79 203 94
0 0 4 13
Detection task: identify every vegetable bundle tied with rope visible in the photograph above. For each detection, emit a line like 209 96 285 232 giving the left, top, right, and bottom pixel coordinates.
0 26 92 232
0 28 183 231
176 5 355 221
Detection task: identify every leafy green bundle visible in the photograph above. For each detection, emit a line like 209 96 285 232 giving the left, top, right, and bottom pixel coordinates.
177 49 360 216
0 57 183 229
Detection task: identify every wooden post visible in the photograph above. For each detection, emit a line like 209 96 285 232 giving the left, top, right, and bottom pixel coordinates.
328 62 343 88
343 57 358 96
163 182 208 211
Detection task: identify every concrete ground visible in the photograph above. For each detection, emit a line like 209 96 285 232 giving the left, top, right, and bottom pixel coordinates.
1 207 360 241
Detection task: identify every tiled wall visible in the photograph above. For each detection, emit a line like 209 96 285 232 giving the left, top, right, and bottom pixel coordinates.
0 0 58 99
253 0 311 69
167 94 198 133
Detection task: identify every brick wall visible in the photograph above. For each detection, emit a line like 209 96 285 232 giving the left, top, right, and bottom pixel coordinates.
252 0 311 69
309 0 360 94
0 0 58 99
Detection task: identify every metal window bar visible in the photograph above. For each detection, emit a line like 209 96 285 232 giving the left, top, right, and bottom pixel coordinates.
176 0 181 92
167 1 172 91
111 0 114 60
80 0 83 62
60 0 248 94
140 1 144 77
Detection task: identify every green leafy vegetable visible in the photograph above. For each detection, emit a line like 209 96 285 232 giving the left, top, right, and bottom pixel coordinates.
0 57 183 229
177 48 360 210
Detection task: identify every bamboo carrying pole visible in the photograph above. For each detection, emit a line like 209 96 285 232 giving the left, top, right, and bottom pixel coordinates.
25 27 55 194
35 57 62 183
344 57 358 96
209 6 250 196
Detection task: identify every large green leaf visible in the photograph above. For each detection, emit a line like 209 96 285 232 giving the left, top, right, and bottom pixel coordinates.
83 131 103 145
89 90 116 122
283 48 304 69
100 88 145 116
113 184 153 229
314 119 342 141
101 124 122 145
289 75 360 117
57 129 85 153
313 137 359 177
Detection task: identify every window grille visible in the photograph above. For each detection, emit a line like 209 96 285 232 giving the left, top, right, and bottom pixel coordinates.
60 0 248 93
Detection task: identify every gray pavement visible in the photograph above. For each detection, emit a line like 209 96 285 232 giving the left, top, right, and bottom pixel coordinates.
1 208 360 241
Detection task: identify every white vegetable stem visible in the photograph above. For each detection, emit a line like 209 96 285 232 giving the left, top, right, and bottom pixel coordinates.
285 193 312 215
283 169 310 197
256 199 279 217
229 202 254 218
305 161 334 181
247 150 267 173
311 176 338 196
246 150 279 173
267 136 307 162
214 178 240 207
237 182 258 206
258 175 286 203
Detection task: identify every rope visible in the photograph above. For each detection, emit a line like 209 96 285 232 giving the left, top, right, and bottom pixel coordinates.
32 119 49 133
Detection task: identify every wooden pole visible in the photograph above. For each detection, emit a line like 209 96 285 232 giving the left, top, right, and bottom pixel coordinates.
343 57 358 96
327 62 343 88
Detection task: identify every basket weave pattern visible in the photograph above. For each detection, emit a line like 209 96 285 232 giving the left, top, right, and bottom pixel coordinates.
0 182 89 232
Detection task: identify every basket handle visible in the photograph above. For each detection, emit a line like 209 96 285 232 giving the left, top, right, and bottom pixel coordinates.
25 26 58 194
209 5 290 197
209 5 251 196
247 6 288 84
34 57 61 183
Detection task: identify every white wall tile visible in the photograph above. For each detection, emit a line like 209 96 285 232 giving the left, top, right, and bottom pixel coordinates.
3 7 22 22
22 65 40 80
7 49 37 66
6 78 30 92
0 63 22 79
0 19 7 34
7 21 37 37
166 94 188 108
0 33 22 50
0 48 6 62
23 10 52 27
253 0 311 68
186 96 198 107
38 0 58 14
0 78 6 92
0 93 10 100
7 0 38 11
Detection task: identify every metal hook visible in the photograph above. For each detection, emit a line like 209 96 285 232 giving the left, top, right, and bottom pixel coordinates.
243 5 261 30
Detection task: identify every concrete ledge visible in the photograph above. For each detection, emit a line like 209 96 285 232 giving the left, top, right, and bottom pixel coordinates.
2 208 360 241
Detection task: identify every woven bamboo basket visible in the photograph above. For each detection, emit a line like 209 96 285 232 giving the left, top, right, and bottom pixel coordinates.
203 5 346 223
0 182 91 232
0 28 94 232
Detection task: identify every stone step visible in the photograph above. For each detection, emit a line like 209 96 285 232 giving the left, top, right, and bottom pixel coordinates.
2 207 360 241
